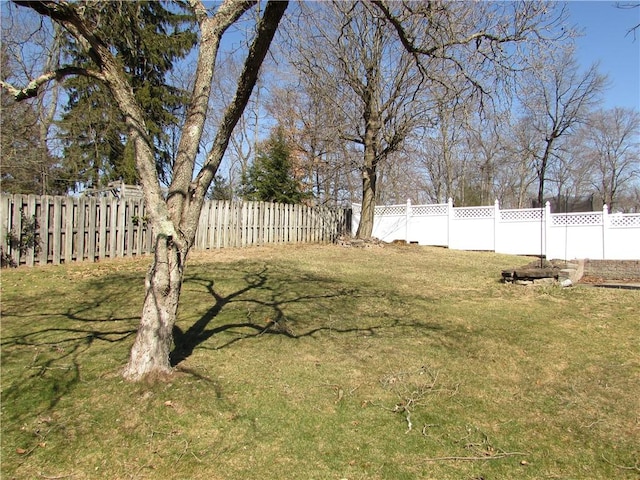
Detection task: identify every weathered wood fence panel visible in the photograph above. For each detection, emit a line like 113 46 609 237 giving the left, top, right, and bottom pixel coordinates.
0 194 350 267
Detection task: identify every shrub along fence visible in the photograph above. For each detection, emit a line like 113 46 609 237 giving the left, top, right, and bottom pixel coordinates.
0 194 350 267
353 199 640 260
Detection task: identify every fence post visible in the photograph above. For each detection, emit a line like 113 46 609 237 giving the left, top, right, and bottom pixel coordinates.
64 197 74 263
25 194 38 267
544 201 551 259
52 196 63 264
493 199 500 252
108 198 118 259
98 197 107 260
87 197 97 262
0 195 8 263
38 196 50 265
447 197 454 248
602 204 609 260
406 198 412 242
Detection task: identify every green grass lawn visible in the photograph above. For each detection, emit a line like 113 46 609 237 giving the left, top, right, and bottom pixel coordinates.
1 244 638 479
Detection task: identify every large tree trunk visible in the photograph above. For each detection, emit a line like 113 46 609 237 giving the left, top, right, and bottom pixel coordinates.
355 107 380 239
356 165 377 238
123 235 187 381
5 0 288 383
120 1 287 381
536 138 554 207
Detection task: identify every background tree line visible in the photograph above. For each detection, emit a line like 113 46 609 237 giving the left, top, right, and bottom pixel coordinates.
1 1 196 194
2 2 638 215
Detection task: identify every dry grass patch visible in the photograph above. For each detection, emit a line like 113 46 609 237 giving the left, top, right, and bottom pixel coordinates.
2 244 639 479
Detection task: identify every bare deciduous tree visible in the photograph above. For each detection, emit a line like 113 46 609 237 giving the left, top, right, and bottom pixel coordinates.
416 91 472 204
1 5 65 194
2 0 288 381
516 47 608 206
290 0 566 234
265 84 354 206
582 107 640 211
288 1 428 237
463 110 511 206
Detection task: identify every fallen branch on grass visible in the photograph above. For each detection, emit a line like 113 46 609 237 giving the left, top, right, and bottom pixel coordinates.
424 451 528 462
378 365 457 434
601 454 640 472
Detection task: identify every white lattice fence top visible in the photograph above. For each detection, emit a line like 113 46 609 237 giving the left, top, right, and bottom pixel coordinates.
551 212 602 226
375 205 407 216
609 214 640 228
412 204 449 216
453 207 494 219
500 208 543 222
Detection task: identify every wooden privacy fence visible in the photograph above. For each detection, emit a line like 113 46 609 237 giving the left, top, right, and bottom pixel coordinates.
0 194 350 267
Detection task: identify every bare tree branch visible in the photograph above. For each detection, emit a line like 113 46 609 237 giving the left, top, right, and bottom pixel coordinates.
0 66 104 101
616 2 640 39
370 0 523 57
168 0 256 221
186 1 288 236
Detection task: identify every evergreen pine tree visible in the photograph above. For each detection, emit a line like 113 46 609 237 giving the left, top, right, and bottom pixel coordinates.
208 175 234 201
242 127 308 203
57 1 196 190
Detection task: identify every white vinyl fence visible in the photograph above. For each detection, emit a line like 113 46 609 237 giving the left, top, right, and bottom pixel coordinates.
352 199 640 260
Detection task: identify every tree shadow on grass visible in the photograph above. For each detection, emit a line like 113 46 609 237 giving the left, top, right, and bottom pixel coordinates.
1 264 443 414
170 265 357 364
1 272 143 418
1 272 142 363
170 264 444 366
170 267 268 365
